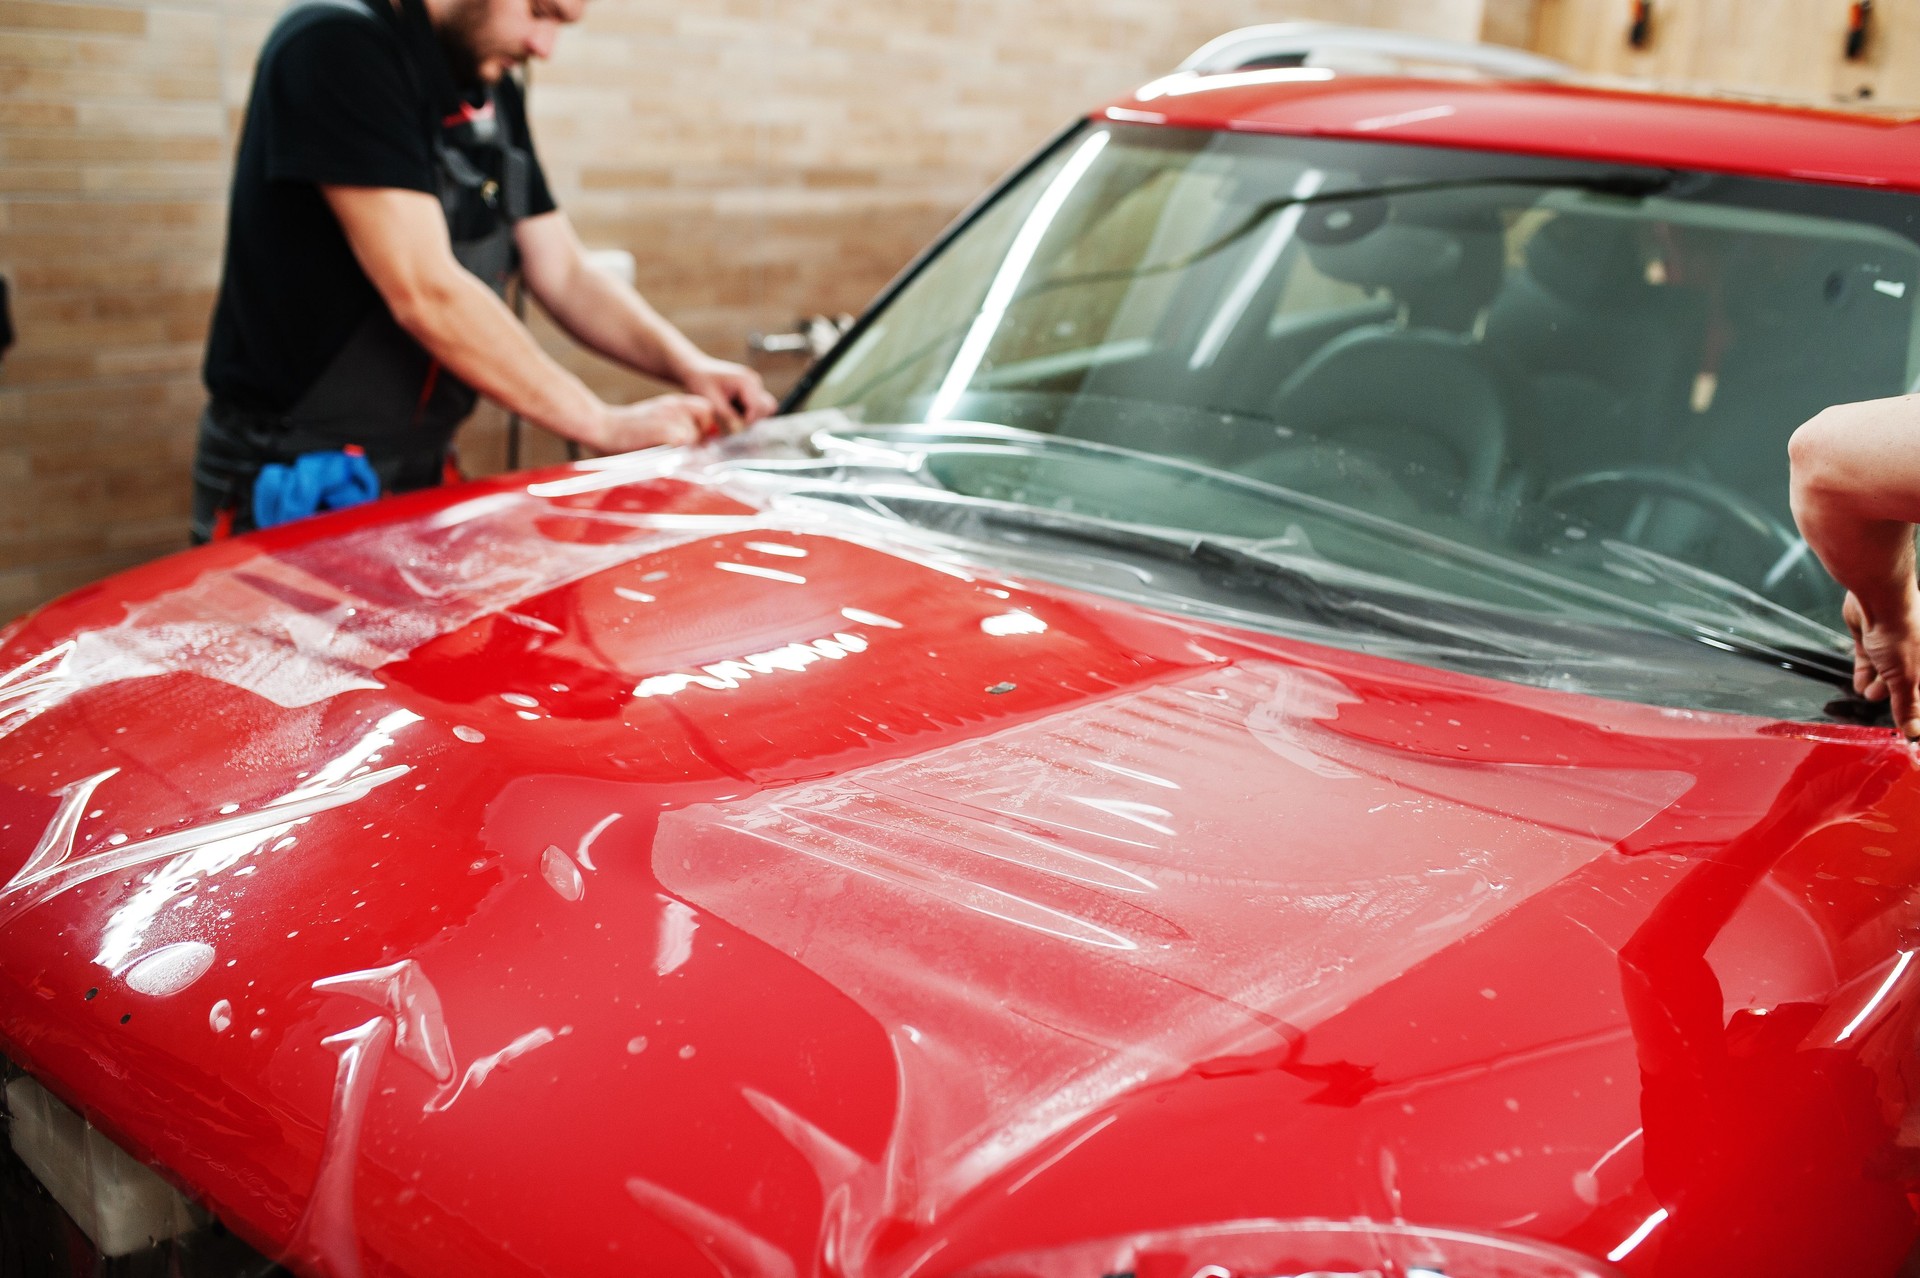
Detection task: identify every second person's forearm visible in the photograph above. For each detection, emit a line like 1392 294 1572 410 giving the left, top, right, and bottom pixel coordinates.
1791 402 1920 617
1808 510 1917 622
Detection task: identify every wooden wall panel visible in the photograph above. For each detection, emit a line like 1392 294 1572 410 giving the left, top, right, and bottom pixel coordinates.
1481 0 1541 49
1529 0 1914 105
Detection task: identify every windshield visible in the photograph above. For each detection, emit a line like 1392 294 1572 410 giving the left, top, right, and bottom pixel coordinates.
793 121 1920 716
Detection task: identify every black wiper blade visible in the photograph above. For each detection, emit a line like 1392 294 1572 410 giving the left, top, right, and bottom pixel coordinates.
1705 635 1853 686
1201 538 1863 700
776 439 1855 692
1214 535 1856 690
1577 539 1855 684
1185 537 1530 650
818 487 1562 659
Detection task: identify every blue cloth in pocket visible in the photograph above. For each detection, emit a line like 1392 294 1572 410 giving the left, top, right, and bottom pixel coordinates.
253 448 382 530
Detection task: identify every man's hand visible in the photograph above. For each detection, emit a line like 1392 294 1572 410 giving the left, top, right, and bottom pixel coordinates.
1843 588 1920 737
674 354 779 435
518 212 782 435
591 394 721 453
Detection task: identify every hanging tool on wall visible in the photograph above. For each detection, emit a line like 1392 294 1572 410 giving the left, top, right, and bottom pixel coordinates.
748 315 855 362
1628 0 1654 50
1847 1 1874 61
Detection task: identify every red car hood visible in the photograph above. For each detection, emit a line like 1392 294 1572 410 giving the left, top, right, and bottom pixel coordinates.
2 448 1919 1277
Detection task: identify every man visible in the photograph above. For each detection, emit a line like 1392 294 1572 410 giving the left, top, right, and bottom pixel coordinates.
1788 397 1920 737
192 0 777 540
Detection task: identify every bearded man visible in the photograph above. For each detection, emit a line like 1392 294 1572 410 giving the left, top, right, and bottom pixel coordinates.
190 0 776 539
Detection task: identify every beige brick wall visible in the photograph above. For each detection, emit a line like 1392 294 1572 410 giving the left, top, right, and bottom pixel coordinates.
5 0 1469 619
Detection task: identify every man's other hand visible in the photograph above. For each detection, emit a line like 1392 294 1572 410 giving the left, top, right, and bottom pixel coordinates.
676 355 780 435
1843 588 1920 737
593 394 720 453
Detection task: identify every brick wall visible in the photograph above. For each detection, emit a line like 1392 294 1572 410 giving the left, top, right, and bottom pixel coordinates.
1 0 231 618
5 0 1491 619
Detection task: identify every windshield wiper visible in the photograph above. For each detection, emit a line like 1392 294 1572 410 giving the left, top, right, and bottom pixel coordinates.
797 485 1606 661
778 431 1856 694
757 424 1856 694
1193 530 1853 689
1577 538 1854 682
1184 535 1581 653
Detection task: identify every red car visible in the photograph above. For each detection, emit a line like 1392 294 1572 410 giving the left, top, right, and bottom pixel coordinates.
6 23 1920 1278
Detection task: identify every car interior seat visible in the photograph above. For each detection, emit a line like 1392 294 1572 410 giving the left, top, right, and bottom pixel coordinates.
1679 236 1914 525
1245 202 1518 521
1480 212 1706 492
1659 234 1913 604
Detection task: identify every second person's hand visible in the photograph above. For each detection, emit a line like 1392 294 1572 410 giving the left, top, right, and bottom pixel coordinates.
1843 587 1920 738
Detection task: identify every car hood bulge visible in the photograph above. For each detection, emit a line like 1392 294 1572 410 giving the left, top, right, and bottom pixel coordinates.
0 448 1916 1277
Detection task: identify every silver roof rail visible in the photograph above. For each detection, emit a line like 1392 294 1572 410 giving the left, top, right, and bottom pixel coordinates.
1178 22 1571 81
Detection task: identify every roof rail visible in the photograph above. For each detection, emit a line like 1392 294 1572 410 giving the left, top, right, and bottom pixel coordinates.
1178 22 1571 81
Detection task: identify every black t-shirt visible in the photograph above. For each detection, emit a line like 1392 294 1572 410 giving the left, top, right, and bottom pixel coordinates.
203 0 556 413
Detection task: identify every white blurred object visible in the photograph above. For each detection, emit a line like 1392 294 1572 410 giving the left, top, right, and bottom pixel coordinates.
749 314 856 361
7 1074 205 1256
1180 22 1571 81
584 248 636 287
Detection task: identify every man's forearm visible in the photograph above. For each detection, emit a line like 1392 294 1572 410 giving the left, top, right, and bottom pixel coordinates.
321 187 725 455
391 267 607 447
1790 396 1920 734
509 210 778 432
531 253 702 386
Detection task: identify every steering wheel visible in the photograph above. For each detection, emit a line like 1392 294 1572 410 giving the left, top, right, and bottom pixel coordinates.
1539 464 1819 599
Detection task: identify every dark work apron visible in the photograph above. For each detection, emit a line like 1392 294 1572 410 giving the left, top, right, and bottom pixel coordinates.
190 0 532 541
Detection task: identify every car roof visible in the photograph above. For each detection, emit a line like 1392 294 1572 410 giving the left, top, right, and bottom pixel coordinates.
1101 72 1920 193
